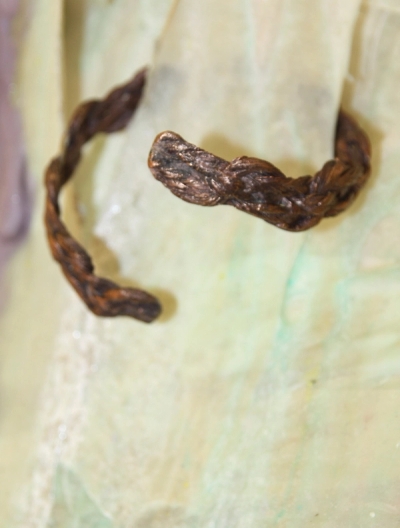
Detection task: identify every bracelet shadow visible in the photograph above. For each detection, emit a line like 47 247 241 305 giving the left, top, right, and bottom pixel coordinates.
200 132 316 176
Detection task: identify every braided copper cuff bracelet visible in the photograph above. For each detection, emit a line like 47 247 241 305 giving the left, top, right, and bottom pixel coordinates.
45 68 371 322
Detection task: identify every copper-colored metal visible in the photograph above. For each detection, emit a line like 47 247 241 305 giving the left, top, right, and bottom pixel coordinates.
44 68 161 323
148 111 371 232
45 67 371 322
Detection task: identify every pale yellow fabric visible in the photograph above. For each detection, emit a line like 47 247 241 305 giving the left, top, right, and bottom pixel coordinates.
1 0 400 526
0 0 64 522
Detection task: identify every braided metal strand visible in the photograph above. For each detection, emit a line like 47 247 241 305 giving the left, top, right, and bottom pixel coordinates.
148 110 371 232
44 68 162 323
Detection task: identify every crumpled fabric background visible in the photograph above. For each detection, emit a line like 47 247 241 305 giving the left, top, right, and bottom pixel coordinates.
1 0 400 526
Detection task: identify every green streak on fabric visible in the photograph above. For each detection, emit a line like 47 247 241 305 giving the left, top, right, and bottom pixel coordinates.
49 465 113 528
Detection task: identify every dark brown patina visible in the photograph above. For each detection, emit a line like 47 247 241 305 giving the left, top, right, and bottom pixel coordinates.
148 112 371 232
45 68 371 321
45 68 161 323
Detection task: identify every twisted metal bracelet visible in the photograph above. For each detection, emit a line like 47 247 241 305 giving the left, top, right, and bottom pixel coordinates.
45 68 371 322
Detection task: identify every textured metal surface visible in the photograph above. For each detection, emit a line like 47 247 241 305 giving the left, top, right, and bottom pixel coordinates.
45 66 370 321
149 111 371 231
44 68 161 322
